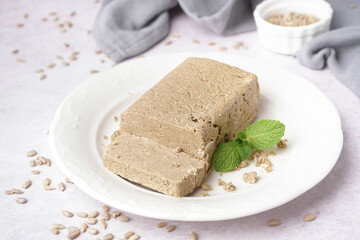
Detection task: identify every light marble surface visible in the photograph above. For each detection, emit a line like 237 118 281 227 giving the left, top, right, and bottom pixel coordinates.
1 1 359 239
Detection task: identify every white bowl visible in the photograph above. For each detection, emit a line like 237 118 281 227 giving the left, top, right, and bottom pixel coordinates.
253 0 333 55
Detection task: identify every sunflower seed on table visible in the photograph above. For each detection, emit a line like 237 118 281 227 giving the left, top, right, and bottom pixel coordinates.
58 182 65 192
52 224 66 230
62 61 70 67
12 49 19 54
50 228 60 235
16 197 27 204
102 212 110 221
110 211 121 218
95 50 102 54
49 12 57 16
87 228 99 235
72 51 80 56
87 217 97 225
65 21 73 28
102 205 110 212
34 69 44 73
70 11 76 17
102 233 114 240
12 188 23 194
43 178 50 186
64 42 70 48
16 23 24 28
39 74 46 80
90 70 99 74
22 180 32 189
80 223 88 232
29 160 36 167
117 215 129 222
124 231 134 239
190 232 197 240
31 170 40 174
164 40 172 46
26 150 37 157
157 222 167 228
46 63 55 68
16 58 26 63
65 177 73 184
88 210 99 218
165 225 176 232
61 209 74 218
99 219 107 229
303 213 316 222
5 189 14 195
44 185 55 190
67 226 79 233
41 17 47 22
52 17 59 22
67 229 80 240
267 219 280 226
76 212 88 218
129 234 140 240
69 56 77 61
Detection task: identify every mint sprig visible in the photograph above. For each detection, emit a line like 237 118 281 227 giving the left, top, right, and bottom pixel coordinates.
213 119 285 172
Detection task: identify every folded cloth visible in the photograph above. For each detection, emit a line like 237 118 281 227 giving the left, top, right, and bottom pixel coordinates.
297 26 360 97
92 0 260 62
297 0 360 98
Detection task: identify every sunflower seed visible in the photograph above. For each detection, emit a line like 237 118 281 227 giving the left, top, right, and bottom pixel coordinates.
65 21 73 28
110 211 121 218
87 228 99 235
88 210 99 218
124 231 134 239
5 189 14 195
57 182 65 192
99 219 107 229
87 217 97 225
80 223 88 232
267 219 280 226
190 232 197 240
46 63 55 68
62 61 70 67
72 51 80 56
16 23 24 28
44 185 55 190
52 224 66 230
65 177 73 184
41 17 47 22
70 11 76 17
101 205 110 212
117 215 129 222
52 17 59 22
208 42 216 46
90 70 99 74
12 188 23 194
157 222 167 228
56 55 63 60
67 226 79 233
165 225 176 232
164 40 172 46
61 210 74 218
29 160 36 167
193 39 199 44
102 233 114 240
102 212 110 221
171 34 180 38
303 213 316 222
22 180 32 189
40 74 46 80
50 228 60 235
67 229 80 240
34 69 44 73
31 170 40 175
129 234 140 240
100 59 105 63
45 158 51 166
49 12 57 16
95 50 102 55
43 178 50 186
64 43 70 48
16 58 26 63
77 212 88 218
69 56 77 61
12 49 19 54
218 46 227 51
16 197 27 204
56 23 64 28
23 13 28 19
87 30 91 35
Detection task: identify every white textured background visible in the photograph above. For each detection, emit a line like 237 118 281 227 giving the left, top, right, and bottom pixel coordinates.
1 0 360 239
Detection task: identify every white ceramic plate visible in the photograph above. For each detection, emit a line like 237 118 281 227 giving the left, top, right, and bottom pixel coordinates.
49 53 343 221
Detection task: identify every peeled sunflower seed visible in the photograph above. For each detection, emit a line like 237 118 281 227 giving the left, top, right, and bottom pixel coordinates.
16 197 27 204
58 182 65 192
22 180 32 189
117 215 129 222
124 231 134 239
76 212 88 218
110 211 121 218
102 233 114 240
12 188 23 194
50 228 60 235
129 234 141 240
80 223 88 233
67 226 79 233
26 150 37 157
86 217 97 225
99 219 107 229
165 225 176 232
101 212 110 221
52 224 66 230
67 229 80 240
102 205 110 212
87 228 99 235
190 232 197 240
61 210 74 218
88 210 99 218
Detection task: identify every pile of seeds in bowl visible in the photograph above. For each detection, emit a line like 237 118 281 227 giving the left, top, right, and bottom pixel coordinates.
266 12 319 27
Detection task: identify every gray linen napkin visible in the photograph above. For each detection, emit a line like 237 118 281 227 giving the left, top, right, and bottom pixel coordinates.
297 0 360 97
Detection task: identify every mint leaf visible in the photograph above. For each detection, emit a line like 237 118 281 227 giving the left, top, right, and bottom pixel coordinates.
234 131 247 142
238 141 252 160
213 142 241 172
244 120 285 149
